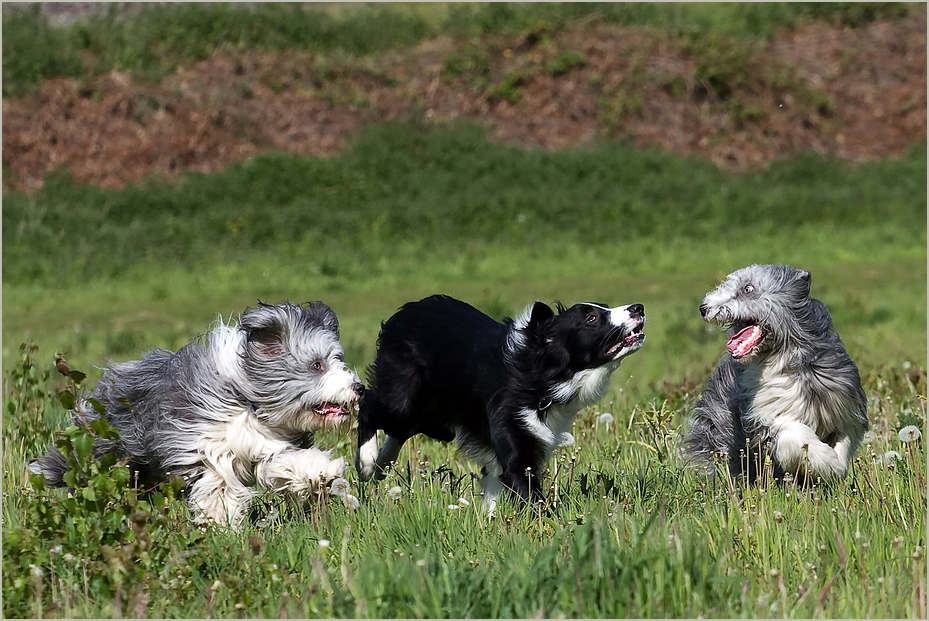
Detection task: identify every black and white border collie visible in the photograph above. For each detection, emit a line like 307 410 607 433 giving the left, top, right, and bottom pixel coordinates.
355 294 646 511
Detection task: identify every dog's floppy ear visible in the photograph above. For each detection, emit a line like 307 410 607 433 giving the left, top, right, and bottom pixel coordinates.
246 328 286 356
304 301 340 335
241 303 289 356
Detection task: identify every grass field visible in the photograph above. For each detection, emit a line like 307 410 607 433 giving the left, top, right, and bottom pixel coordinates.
3 120 925 618
2 3 927 618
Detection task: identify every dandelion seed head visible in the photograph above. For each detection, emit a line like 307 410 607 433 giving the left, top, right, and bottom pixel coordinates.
318 539 331 549
597 412 614 425
387 485 403 500
882 450 902 464
559 432 575 447
898 425 921 443
862 430 877 444
329 477 350 497
416 559 427 567
343 494 360 510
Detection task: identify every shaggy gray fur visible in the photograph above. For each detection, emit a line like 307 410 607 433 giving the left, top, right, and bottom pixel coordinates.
30 301 362 527
683 264 868 485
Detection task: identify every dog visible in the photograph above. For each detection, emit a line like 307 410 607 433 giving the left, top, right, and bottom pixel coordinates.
354 294 646 511
30 301 363 528
682 265 868 486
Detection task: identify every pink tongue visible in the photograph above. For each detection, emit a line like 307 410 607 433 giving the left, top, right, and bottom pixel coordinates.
317 403 347 416
726 325 763 357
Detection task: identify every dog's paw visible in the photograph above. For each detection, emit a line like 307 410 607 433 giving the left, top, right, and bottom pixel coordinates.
324 456 348 482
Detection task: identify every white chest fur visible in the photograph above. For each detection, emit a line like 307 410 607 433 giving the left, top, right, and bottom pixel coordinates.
523 363 619 458
739 355 847 438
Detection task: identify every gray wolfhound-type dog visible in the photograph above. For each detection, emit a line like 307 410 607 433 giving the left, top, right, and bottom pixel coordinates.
682 264 868 486
31 301 363 528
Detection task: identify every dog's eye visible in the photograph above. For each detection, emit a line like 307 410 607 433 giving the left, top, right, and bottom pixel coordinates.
311 361 324 372
743 284 755 295
586 313 598 324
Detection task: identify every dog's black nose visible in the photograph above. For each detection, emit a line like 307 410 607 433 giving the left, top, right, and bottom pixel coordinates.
627 304 645 319
353 382 365 397
699 304 709 318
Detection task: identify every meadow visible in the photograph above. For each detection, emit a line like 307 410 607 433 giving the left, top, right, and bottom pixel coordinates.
3 3 927 619
3 120 926 618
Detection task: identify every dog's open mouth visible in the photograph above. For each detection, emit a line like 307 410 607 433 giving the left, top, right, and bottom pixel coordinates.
313 402 352 418
605 323 646 357
727 324 764 359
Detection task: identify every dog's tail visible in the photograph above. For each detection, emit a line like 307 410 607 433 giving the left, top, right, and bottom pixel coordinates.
355 399 381 482
28 450 69 487
28 397 115 488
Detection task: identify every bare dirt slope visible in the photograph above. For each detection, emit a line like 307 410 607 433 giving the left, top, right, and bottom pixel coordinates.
3 11 925 192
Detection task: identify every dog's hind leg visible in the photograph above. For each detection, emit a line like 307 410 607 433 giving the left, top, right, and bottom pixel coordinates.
372 435 405 480
187 469 256 528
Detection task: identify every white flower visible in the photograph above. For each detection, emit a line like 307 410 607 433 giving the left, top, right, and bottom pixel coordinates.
387 486 403 500
447 504 460 510
898 426 921 443
329 477 350 497
318 539 331 549
457 497 470 508
882 450 902 464
559 432 575 447
343 494 360 510
597 412 614 425
862 430 877 444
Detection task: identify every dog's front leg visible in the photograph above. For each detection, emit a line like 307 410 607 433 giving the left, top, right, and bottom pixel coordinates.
830 428 864 472
491 428 544 505
187 469 256 528
771 420 848 482
255 447 347 496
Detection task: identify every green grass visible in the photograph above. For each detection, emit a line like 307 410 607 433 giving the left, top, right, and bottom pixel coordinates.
2 121 926 617
3 348 926 618
3 2 919 97
4 121 926 287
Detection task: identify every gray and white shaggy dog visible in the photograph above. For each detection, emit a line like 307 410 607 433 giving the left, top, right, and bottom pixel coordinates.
30 301 363 528
682 264 869 486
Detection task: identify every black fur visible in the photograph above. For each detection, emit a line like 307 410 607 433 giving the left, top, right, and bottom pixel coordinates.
355 294 645 507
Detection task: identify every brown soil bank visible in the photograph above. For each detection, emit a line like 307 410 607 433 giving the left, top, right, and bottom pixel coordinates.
3 11 925 192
